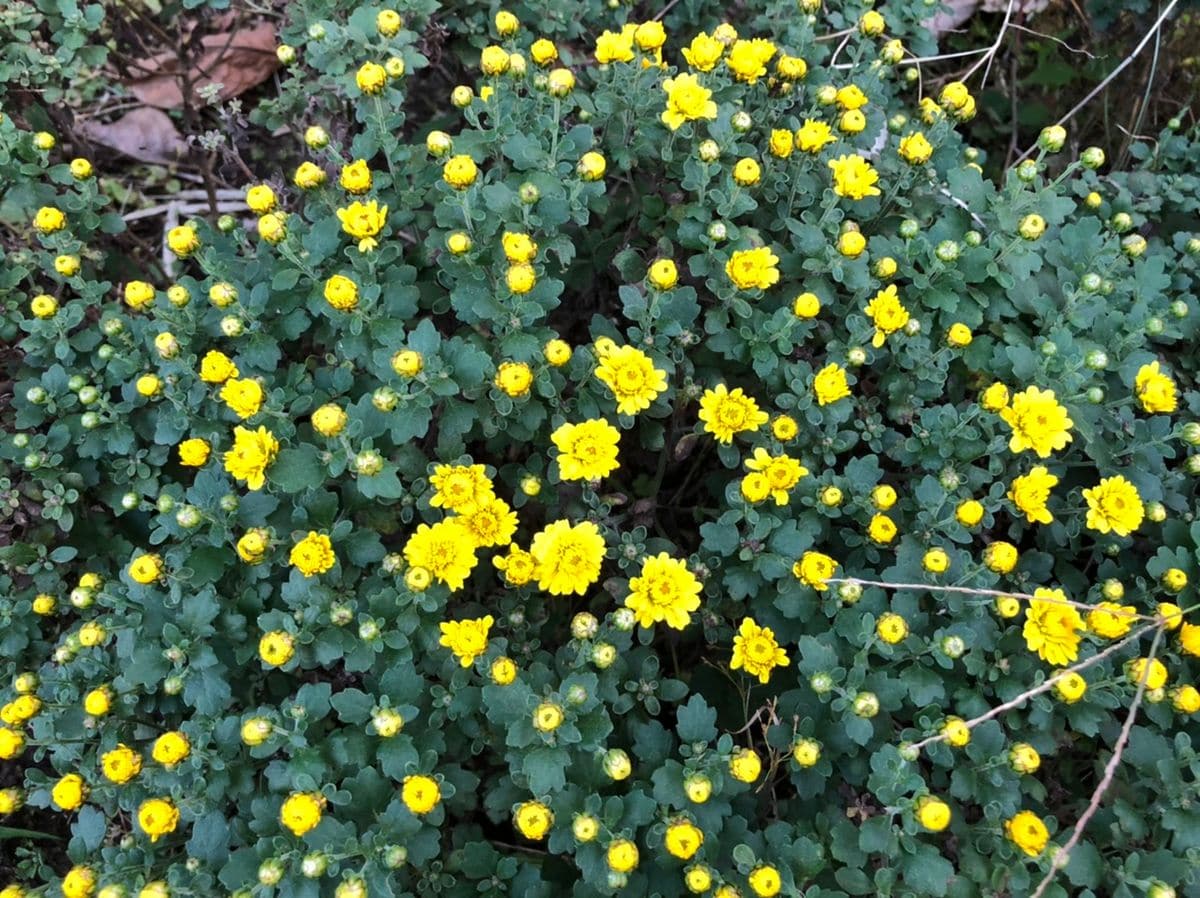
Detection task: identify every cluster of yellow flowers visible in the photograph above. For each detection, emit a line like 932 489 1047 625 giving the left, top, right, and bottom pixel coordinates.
11 2 1200 896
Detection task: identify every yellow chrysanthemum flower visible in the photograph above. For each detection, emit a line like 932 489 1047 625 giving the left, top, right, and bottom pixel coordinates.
1023 588 1083 665
290 532 336 577
1082 475 1144 536
222 425 279 491
793 551 837 590
529 519 606 596
744 448 808 505
1134 360 1177 413
698 384 769 443
725 247 780 290
731 617 789 684
813 362 851 406
828 154 881 200
455 496 519 548
404 520 479 590
430 464 495 512
594 345 668 415
1007 466 1058 525
624 553 703 630
864 284 909 348
439 615 494 667
280 792 325 836
661 73 718 131
682 32 724 71
999 386 1074 458
552 419 621 481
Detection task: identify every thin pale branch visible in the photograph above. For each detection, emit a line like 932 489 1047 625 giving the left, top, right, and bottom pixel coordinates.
1015 0 1182 162
906 624 1157 753
1027 625 1166 898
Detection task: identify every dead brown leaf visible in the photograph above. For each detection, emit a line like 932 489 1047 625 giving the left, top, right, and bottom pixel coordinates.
78 106 187 164
125 22 278 109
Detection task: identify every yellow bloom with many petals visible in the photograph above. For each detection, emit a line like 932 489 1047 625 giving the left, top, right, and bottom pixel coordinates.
178 438 210 467
1088 602 1137 639
725 38 776 82
34 206 66 234
137 798 179 842
699 384 769 443
793 551 837 590
223 425 279 490
1024 588 1083 665
220 378 264 419
1134 361 1177 413
129 553 163 584
62 867 95 898
607 838 640 873
552 419 621 481
665 820 704 859
336 200 388 251
898 132 933 164
1007 466 1058 524
868 513 897 544
731 617 789 684
52 773 87 811
430 464 495 512
796 119 836 153
259 630 295 666
813 363 851 406
495 361 534 397
725 247 780 290
102 744 143 783
1083 475 1144 536
340 159 372 194
1005 811 1049 856
864 284 909 348
280 792 324 836
152 732 190 767
356 61 387 94
290 532 336 577
835 84 868 110
682 32 724 71
439 616 494 667
595 27 635 64
661 73 718 131
401 775 441 815
1000 386 1073 457
494 545 536 586
594 345 668 415
529 519 606 596
404 520 479 590
515 801 554 840
237 528 271 564
829 154 881 200
624 553 702 629
455 496 518 548
502 231 538 263
200 350 238 384
443 155 478 190
744 448 808 504
324 274 359 311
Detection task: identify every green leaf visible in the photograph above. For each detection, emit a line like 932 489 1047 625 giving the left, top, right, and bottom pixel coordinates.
675 694 718 744
523 747 569 794
902 845 955 897
187 812 231 864
270 446 324 493
331 688 375 724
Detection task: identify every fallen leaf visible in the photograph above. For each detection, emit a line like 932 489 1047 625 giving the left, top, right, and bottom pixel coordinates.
78 106 188 164
125 22 279 109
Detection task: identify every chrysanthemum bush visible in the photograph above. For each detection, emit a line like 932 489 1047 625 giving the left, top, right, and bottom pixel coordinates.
3 2 1200 898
